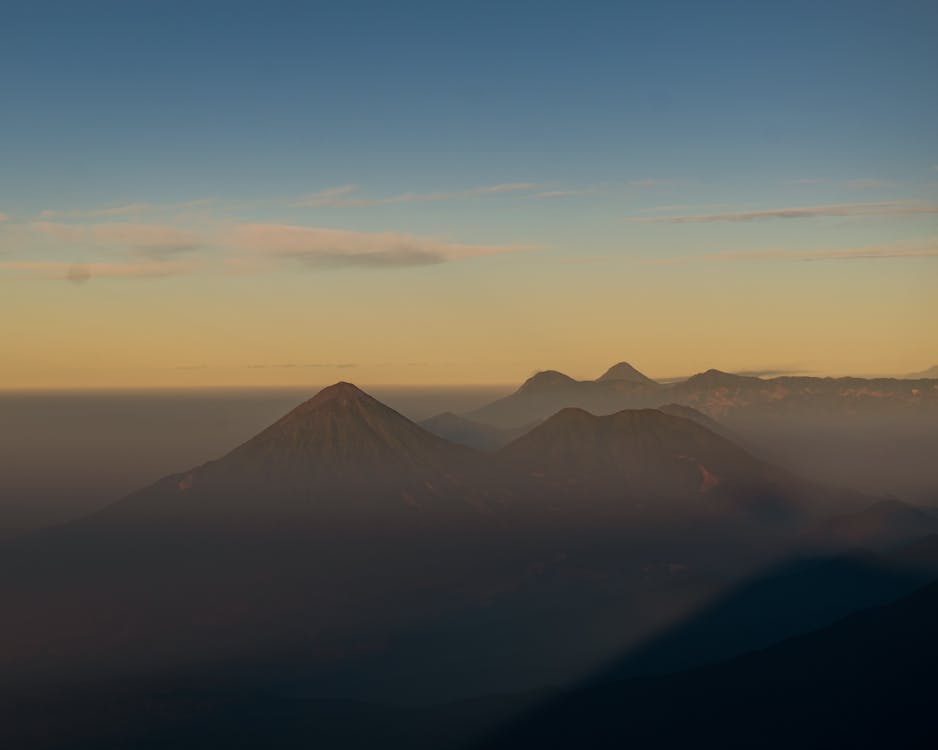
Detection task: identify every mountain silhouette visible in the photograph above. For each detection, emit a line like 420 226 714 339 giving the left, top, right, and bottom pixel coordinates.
465 364 938 429
596 361 656 385
94 382 501 526
469 366 662 428
496 407 855 526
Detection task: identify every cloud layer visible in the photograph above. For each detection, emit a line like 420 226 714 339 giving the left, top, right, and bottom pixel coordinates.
625 201 938 224
1 218 533 281
647 240 938 265
230 223 533 268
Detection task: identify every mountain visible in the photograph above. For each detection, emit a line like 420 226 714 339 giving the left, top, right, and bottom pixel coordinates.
468 368 662 429
667 369 938 420
595 361 657 385
0 383 524 692
466 364 938 430
95 382 499 527
419 412 523 451
496 407 857 526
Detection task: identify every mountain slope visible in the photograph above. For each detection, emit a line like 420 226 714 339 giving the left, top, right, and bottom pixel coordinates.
496 407 858 525
21 561 938 750
480 573 938 749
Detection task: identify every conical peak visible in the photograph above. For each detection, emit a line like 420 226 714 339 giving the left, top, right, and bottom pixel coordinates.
296 381 376 410
597 361 656 384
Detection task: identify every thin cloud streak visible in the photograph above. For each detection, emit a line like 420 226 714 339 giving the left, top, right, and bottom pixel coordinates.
536 190 584 199
625 201 938 224
32 222 202 256
646 240 938 265
230 223 535 269
844 179 895 189
37 199 212 220
290 183 539 208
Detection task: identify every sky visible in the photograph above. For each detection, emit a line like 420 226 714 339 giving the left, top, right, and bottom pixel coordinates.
2 0 937 388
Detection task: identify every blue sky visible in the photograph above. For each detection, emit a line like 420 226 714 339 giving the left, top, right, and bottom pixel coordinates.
1 0 937 386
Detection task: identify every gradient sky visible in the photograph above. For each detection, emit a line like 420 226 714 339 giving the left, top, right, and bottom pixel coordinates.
2 0 937 388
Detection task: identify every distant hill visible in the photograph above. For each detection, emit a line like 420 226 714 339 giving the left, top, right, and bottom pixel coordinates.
904 364 938 379
419 412 525 451
468 365 662 428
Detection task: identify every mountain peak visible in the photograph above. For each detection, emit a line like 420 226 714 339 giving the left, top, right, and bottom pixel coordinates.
684 368 750 386
597 361 656 385
518 370 579 394
303 380 370 405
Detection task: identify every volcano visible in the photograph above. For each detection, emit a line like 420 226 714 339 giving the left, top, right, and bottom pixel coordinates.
93 382 500 528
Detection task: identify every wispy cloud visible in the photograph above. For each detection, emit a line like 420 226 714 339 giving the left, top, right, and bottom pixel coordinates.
625 201 938 224
2 217 535 280
784 178 825 185
536 190 585 199
37 199 212 221
646 239 938 265
229 223 534 268
32 222 202 257
0 260 192 282
844 179 895 189
471 182 538 194
290 182 539 208
0 213 8 222
630 179 671 188
289 185 361 208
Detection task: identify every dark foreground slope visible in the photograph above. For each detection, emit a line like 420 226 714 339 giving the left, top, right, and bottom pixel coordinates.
8 564 937 750
481 574 938 750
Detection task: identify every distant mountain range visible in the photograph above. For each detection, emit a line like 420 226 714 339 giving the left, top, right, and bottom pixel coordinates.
463 360 938 430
